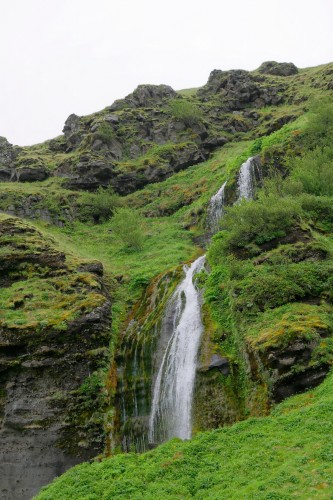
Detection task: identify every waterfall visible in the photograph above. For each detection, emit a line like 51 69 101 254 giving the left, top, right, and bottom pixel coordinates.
148 177 230 444
148 255 206 444
207 180 227 232
237 156 262 200
145 156 260 447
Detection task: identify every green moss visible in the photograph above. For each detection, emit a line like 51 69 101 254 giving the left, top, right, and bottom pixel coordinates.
0 215 107 333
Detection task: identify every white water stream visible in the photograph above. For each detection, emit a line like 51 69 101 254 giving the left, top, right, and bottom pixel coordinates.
148 156 259 444
237 156 261 200
148 255 206 443
207 180 227 232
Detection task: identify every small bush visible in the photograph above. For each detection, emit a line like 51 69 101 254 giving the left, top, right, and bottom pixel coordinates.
169 99 203 127
288 146 333 196
216 195 302 252
79 186 121 223
94 122 115 145
303 98 333 148
110 207 144 250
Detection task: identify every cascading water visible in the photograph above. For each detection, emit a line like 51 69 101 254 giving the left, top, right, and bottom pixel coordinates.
124 156 260 449
237 156 262 200
207 180 227 232
148 255 206 443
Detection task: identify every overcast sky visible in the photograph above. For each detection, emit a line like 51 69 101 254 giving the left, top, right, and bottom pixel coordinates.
1 0 332 146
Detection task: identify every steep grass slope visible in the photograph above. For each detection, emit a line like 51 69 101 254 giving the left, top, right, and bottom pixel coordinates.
36 370 333 499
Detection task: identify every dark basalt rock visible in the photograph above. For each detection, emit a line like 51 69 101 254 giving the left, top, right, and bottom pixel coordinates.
258 61 298 76
62 114 83 151
14 165 49 182
111 144 209 195
202 136 229 150
0 167 13 182
199 68 285 110
246 333 331 405
273 365 329 402
63 113 81 138
78 260 104 276
56 155 114 191
110 84 177 110
0 137 18 168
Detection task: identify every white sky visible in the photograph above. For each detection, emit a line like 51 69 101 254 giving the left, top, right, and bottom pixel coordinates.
1 0 332 146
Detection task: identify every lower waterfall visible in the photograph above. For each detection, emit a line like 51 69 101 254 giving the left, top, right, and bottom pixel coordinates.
148 255 206 443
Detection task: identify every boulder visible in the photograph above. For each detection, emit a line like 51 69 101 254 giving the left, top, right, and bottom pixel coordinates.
12 156 49 182
207 354 230 375
110 84 177 110
258 61 298 76
56 155 114 191
62 114 83 150
63 113 81 138
15 166 49 182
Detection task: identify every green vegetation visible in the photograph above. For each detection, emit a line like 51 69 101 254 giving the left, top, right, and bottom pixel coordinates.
203 97 333 421
110 207 144 250
169 98 203 127
94 122 115 145
78 185 122 223
36 369 333 499
0 215 107 332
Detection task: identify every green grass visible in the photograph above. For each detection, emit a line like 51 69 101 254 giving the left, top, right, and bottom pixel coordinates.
36 369 333 499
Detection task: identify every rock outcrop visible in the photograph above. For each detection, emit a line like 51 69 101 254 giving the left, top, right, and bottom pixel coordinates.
0 62 307 194
110 84 177 110
0 215 111 500
257 61 298 76
198 69 286 109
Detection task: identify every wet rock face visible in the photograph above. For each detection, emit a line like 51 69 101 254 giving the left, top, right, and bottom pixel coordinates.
246 336 331 405
0 216 111 500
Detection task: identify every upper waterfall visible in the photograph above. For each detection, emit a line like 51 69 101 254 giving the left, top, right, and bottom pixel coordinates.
207 180 227 232
237 156 262 200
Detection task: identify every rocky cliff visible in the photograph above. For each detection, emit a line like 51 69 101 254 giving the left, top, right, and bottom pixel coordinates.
0 215 111 499
0 61 317 197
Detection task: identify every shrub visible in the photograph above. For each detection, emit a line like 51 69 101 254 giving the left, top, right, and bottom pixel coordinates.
216 195 302 252
233 261 333 313
288 146 333 196
303 98 333 148
110 207 144 250
94 122 115 145
169 99 203 127
79 186 121 223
